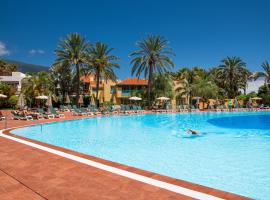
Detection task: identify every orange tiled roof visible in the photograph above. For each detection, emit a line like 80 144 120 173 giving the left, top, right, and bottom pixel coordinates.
80 76 102 87
117 78 148 86
80 76 91 83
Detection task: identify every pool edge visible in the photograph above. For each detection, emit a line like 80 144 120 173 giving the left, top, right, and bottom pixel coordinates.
1 122 252 200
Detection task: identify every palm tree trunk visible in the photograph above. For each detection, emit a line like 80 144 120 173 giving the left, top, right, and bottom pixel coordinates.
147 64 153 106
188 91 192 112
96 69 100 107
76 63 80 105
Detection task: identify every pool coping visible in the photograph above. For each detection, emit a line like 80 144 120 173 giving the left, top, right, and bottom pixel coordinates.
0 116 252 200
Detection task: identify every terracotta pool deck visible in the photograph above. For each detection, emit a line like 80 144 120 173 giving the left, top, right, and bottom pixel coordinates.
0 111 252 200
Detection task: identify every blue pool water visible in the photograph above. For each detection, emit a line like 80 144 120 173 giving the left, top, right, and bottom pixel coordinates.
12 112 270 199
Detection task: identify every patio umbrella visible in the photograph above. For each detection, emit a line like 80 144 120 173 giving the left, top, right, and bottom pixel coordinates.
35 95 48 100
129 96 142 101
156 97 170 101
99 94 103 104
90 95 95 106
0 94 7 98
35 95 48 107
112 95 117 104
57 93 63 102
65 94 70 104
196 98 200 107
234 98 239 108
78 95 84 105
17 93 25 109
247 98 252 108
251 97 262 100
46 95 52 107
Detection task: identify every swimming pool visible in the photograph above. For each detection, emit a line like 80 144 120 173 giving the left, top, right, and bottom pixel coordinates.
12 112 270 199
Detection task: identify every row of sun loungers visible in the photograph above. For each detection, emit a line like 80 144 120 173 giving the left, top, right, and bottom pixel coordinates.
8 103 270 121
153 105 270 113
11 106 65 121
174 105 270 113
9 104 146 121
69 105 145 116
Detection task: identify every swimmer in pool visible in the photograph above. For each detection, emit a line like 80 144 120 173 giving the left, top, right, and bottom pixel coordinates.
187 129 199 135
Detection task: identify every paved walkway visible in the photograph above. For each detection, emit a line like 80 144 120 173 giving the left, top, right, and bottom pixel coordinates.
0 110 251 200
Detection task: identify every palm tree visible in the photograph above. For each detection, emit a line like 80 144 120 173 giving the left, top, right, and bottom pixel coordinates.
216 56 249 98
191 77 218 108
85 42 119 106
173 68 198 107
152 73 174 99
51 61 73 102
130 35 175 105
252 61 270 90
54 33 90 105
22 72 54 107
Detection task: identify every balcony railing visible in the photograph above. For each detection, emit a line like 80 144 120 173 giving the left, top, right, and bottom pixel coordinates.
121 91 131 97
120 90 143 97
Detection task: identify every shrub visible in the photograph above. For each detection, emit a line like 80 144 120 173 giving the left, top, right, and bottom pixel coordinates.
8 95 18 108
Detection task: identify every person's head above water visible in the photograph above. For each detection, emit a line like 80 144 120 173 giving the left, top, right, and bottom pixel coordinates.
187 129 199 135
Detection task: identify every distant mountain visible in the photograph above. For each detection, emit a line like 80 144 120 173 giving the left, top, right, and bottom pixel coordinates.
2 59 49 73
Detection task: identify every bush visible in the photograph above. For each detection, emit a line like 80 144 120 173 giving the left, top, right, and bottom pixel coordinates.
8 95 18 108
258 85 270 106
83 96 90 106
236 92 258 106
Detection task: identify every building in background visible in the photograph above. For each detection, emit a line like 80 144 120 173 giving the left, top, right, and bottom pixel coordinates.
115 78 148 104
0 72 27 94
80 75 118 103
81 76 148 104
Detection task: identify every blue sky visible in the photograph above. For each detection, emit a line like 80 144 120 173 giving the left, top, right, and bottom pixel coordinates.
1 0 270 79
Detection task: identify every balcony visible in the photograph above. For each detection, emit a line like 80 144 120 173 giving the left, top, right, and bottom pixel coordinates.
121 91 131 97
119 90 144 97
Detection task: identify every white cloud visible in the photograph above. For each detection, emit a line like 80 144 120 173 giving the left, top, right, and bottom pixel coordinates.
29 49 45 55
0 41 10 56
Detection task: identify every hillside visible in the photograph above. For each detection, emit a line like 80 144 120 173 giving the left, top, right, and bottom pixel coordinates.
2 59 49 73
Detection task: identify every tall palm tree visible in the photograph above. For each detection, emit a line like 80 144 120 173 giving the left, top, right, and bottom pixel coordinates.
129 35 175 105
252 61 270 90
216 56 249 98
54 33 90 104
85 42 119 106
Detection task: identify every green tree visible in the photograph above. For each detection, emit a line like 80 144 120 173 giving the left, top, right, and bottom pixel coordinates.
173 67 199 107
0 83 12 95
191 77 218 108
8 95 18 108
152 73 174 99
258 84 270 105
51 62 73 101
54 33 90 105
85 42 119 107
252 61 270 90
130 35 175 105
22 72 54 107
0 60 17 75
216 56 249 98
